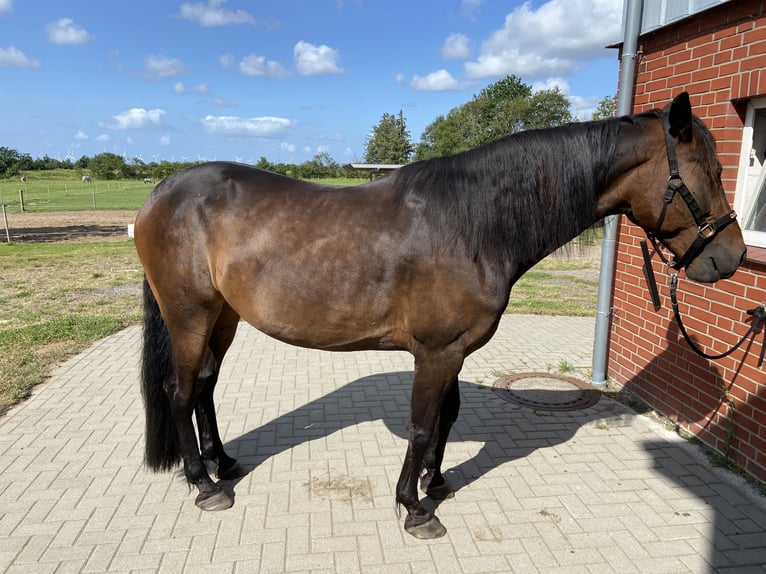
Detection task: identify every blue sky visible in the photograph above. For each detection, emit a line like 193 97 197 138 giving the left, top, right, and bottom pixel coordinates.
0 0 623 165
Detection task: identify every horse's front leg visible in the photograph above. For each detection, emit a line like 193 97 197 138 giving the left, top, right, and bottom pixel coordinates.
397 350 464 539
420 377 460 500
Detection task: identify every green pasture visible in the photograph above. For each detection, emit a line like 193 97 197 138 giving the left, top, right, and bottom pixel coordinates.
0 172 365 213
2 176 152 212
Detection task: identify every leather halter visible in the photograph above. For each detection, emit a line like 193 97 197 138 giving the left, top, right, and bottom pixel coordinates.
645 111 737 270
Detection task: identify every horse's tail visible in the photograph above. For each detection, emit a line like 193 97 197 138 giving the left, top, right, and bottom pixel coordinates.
140 277 182 472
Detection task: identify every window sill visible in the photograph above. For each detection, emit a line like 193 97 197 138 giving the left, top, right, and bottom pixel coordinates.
745 245 766 265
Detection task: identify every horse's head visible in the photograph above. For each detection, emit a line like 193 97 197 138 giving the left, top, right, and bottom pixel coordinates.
620 93 746 283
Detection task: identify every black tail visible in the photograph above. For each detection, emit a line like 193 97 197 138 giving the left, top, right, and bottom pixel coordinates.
141 277 182 471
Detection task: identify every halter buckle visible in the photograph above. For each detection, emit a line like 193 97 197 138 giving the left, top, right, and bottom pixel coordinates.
698 222 716 240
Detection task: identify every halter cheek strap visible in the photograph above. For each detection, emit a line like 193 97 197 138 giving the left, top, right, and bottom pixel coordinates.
646 111 737 270
639 111 765 368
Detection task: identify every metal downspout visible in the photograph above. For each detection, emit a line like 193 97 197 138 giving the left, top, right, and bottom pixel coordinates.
590 0 644 387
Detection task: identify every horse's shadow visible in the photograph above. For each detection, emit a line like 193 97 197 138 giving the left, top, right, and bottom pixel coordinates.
220 370 631 508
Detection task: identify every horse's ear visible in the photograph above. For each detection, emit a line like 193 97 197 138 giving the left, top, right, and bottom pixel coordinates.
668 92 693 142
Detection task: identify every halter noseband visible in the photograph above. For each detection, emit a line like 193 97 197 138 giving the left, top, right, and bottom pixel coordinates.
645 111 737 270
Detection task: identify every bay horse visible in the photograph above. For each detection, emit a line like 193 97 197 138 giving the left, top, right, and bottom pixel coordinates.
135 93 746 539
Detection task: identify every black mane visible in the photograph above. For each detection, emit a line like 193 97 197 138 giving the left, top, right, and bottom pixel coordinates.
390 118 626 265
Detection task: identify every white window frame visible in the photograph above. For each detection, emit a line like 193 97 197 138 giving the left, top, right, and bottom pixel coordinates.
734 97 766 248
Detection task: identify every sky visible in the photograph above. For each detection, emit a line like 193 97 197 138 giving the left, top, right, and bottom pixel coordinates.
0 0 624 165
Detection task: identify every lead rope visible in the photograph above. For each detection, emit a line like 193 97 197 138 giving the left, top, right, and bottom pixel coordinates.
640 239 766 367
668 273 766 366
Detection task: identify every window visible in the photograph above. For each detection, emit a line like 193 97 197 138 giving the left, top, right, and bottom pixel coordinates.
735 98 766 248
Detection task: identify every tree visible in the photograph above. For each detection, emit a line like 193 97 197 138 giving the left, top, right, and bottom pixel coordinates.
414 106 477 161
520 88 574 130
0 146 27 176
470 74 532 145
592 94 617 120
364 111 413 164
414 76 574 160
89 152 127 180
296 152 341 179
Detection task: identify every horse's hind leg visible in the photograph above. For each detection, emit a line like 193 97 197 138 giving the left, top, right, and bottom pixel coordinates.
420 378 460 500
195 308 248 481
163 309 234 511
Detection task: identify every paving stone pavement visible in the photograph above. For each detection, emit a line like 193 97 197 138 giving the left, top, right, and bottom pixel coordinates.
1 314 765 574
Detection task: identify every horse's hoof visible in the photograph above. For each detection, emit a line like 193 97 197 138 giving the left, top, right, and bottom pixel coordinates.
217 462 249 481
195 490 233 511
404 515 447 539
426 481 455 501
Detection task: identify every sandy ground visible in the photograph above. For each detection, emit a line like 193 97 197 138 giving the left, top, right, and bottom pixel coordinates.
1 210 136 243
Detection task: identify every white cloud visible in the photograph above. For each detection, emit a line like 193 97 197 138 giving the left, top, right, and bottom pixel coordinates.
96 134 110 142
178 0 256 26
219 53 235 69
201 115 296 138
144 54 185 80
74 130 88 141
213 97 236 107
46 18 93 45
0 0 12 15
531 77 570 93
195 84 209 94
160 134 171 146
569 94 603 120
107 108 166 130
294 41 343 75
0 46 39 68
411 69 461 92
442 33 470 60
173 82 186 94
461 0 482 15
281 142 296 153
464 0 621 79
239 54 289 79
395 73 406 84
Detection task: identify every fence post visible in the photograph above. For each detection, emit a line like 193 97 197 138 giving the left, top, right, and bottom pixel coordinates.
2 204 10 243
19 190 25 212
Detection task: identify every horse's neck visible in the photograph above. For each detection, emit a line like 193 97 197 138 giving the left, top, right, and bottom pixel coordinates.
594 119 654 219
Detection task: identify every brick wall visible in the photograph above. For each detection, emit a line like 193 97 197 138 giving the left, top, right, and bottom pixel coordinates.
609 0 766 481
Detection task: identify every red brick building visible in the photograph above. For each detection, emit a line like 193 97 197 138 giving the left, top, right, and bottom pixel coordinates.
609 0 766 481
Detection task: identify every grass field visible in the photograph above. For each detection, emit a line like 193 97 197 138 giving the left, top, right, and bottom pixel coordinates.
0 241 143 414
2 172 151 211
0 172 600 414
0 172 366 213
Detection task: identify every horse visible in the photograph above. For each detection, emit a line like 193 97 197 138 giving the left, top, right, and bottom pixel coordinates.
82 176 92 183
143 177 155 184
134 93 746 539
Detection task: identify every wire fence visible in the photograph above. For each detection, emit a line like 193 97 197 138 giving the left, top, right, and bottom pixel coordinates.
0 181 152 212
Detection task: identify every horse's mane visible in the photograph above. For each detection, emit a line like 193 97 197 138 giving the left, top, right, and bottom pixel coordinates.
390 118 626 264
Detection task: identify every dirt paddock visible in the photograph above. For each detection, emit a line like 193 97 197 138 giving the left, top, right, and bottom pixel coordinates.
1 210 137 243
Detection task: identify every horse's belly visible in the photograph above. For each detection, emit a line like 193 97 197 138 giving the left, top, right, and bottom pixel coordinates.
229 282 404 352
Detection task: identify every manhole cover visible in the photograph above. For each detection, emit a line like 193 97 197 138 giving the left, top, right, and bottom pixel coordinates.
493 372 600 411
